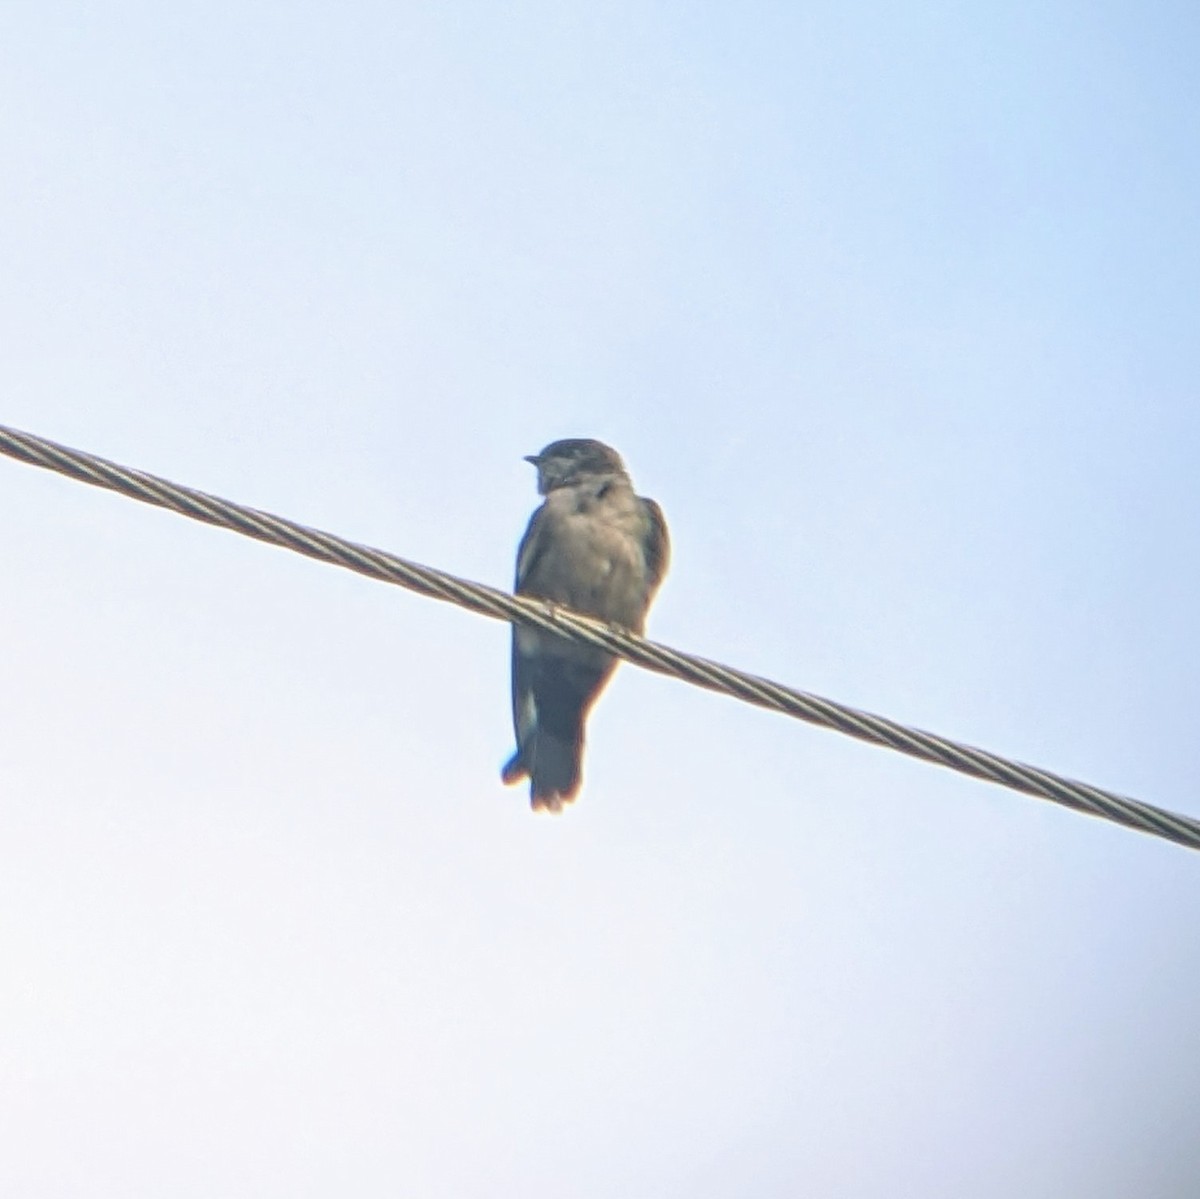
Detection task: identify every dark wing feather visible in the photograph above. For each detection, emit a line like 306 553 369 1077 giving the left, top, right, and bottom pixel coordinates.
505 630 531 768
639 497 670 596
504 502 552 782
513 501 552 594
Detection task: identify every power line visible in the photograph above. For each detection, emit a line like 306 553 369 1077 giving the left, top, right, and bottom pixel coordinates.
1 421 1196 853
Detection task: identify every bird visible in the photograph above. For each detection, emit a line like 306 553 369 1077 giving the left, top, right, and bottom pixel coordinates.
501 439 669 812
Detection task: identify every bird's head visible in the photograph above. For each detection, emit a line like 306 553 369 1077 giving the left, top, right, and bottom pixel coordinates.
524 439 628 495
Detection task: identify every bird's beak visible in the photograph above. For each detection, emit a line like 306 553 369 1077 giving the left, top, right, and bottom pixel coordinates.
523 454 541 466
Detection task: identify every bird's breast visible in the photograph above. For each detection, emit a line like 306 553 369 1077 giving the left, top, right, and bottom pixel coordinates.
530 492 651 630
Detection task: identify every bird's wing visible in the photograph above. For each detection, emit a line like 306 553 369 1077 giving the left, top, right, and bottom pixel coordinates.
639 497 671 595
509 502 554 748
508 629 536 748
514 501 553 595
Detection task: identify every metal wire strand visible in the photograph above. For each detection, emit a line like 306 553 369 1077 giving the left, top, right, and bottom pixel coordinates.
2 421 1196 852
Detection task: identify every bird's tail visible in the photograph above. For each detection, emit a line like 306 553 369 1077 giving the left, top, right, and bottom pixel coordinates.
502 737 580 814
501 658 613 813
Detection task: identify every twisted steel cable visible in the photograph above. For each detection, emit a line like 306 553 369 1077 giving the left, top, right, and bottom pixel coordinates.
2 421 1196 852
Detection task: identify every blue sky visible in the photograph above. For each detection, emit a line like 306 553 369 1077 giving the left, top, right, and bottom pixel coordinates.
2 3 1199 1195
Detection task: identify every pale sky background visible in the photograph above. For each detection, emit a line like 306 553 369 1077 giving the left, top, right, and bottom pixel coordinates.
2 3 1199 1196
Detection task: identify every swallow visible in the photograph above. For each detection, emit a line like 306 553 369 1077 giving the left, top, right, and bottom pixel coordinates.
501 439 669 812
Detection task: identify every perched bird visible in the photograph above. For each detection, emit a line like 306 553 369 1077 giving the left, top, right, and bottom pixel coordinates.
501 439 669 812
